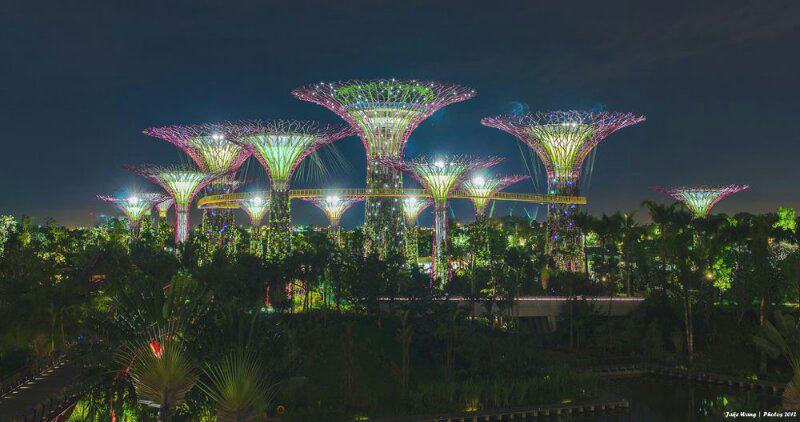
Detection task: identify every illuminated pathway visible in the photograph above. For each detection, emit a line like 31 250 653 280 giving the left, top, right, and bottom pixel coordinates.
0 360 82 420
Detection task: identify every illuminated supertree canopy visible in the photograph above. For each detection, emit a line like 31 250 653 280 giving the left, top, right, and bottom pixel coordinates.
386 155 503 284
232 120 353 259
482 111 645 272
461 173 529 218
240 196 270 226
292 79 476 258
302 195 364 245
652 185 750 218
155 197 175 218
124 165 221 244
143 122 251 189
481 111 645 188
302 195 364 229
96 193 168 238
402 197 433 227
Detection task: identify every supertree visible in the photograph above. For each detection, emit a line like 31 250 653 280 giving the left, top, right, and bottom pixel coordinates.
302 195 364 246
482 111 645 272
652 185 750 218
292 79 476 258
231 120 354 259
96 193 168 238
143 123 252 252
124 165 222 243
240 196 270 257
386 156 503 285
402 197 433 264
461 173 528 265
154 197 175 244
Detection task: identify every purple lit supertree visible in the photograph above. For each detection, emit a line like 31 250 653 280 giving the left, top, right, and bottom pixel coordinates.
482 111 645 272
292 79 476 258
240 195 270 257
302 195 364 245
96 193 168 238
652 185 750 218
124 165 222 243
144 122 252 252
402 197 433 264
231 120 354 259
386 155 503 285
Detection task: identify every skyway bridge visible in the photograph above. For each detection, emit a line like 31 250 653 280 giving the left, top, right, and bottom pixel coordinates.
197 188 587 209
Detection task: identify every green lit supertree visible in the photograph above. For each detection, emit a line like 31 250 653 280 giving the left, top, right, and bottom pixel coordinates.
96 193 168 238
302 195 364 246
461 173 528 265
386 156 503 285
482 111 645 272
154 197 175 245
144 123 251 253
231 120 354 259
402 197 432 264
124 165 222 243
292 79 476 258
652 185 750 218
240 196 270 257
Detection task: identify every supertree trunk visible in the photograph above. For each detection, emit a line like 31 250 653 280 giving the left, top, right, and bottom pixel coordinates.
268 189 290 259
365 161 405 257
249 226 265 257
157 215 172 246
202 208 236 255
405 224 419 264
472 214 490 267
329 225 343 247
432 200 449 286
547 181 584 272
174 203 191 244
128 219 142 239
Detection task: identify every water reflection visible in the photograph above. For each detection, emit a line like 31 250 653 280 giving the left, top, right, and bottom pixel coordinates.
576 376 782 421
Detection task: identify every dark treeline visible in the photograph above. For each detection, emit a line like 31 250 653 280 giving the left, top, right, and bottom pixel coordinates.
0 203 798 420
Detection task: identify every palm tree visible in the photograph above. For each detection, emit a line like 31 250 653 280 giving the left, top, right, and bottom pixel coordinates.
198 349 276 421
117 336 197 421
619 211 644 296
641 200 678 291
752 311 800 410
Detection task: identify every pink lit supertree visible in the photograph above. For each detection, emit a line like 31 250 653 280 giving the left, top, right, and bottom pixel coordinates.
652 185 750 218
124 165 223 243
482 111 645 272
292 79 476 258
96 193 168 238
385 155 503 285
144 122 252 251
301 195 364 245
231 120 354 259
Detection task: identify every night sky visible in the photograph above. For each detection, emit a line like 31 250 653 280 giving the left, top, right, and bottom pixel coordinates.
3 0 799 229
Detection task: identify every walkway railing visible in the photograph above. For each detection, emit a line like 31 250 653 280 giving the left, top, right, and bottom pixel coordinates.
198 188 587 209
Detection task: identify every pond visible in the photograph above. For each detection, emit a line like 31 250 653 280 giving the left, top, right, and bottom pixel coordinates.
576 375 783 421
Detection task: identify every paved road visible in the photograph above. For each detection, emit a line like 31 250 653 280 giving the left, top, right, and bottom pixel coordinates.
0 361 82 421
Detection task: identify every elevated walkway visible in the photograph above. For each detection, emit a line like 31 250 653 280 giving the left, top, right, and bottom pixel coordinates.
197 188 587 209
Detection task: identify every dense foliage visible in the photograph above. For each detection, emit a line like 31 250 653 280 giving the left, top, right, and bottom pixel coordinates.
0 204 799 419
